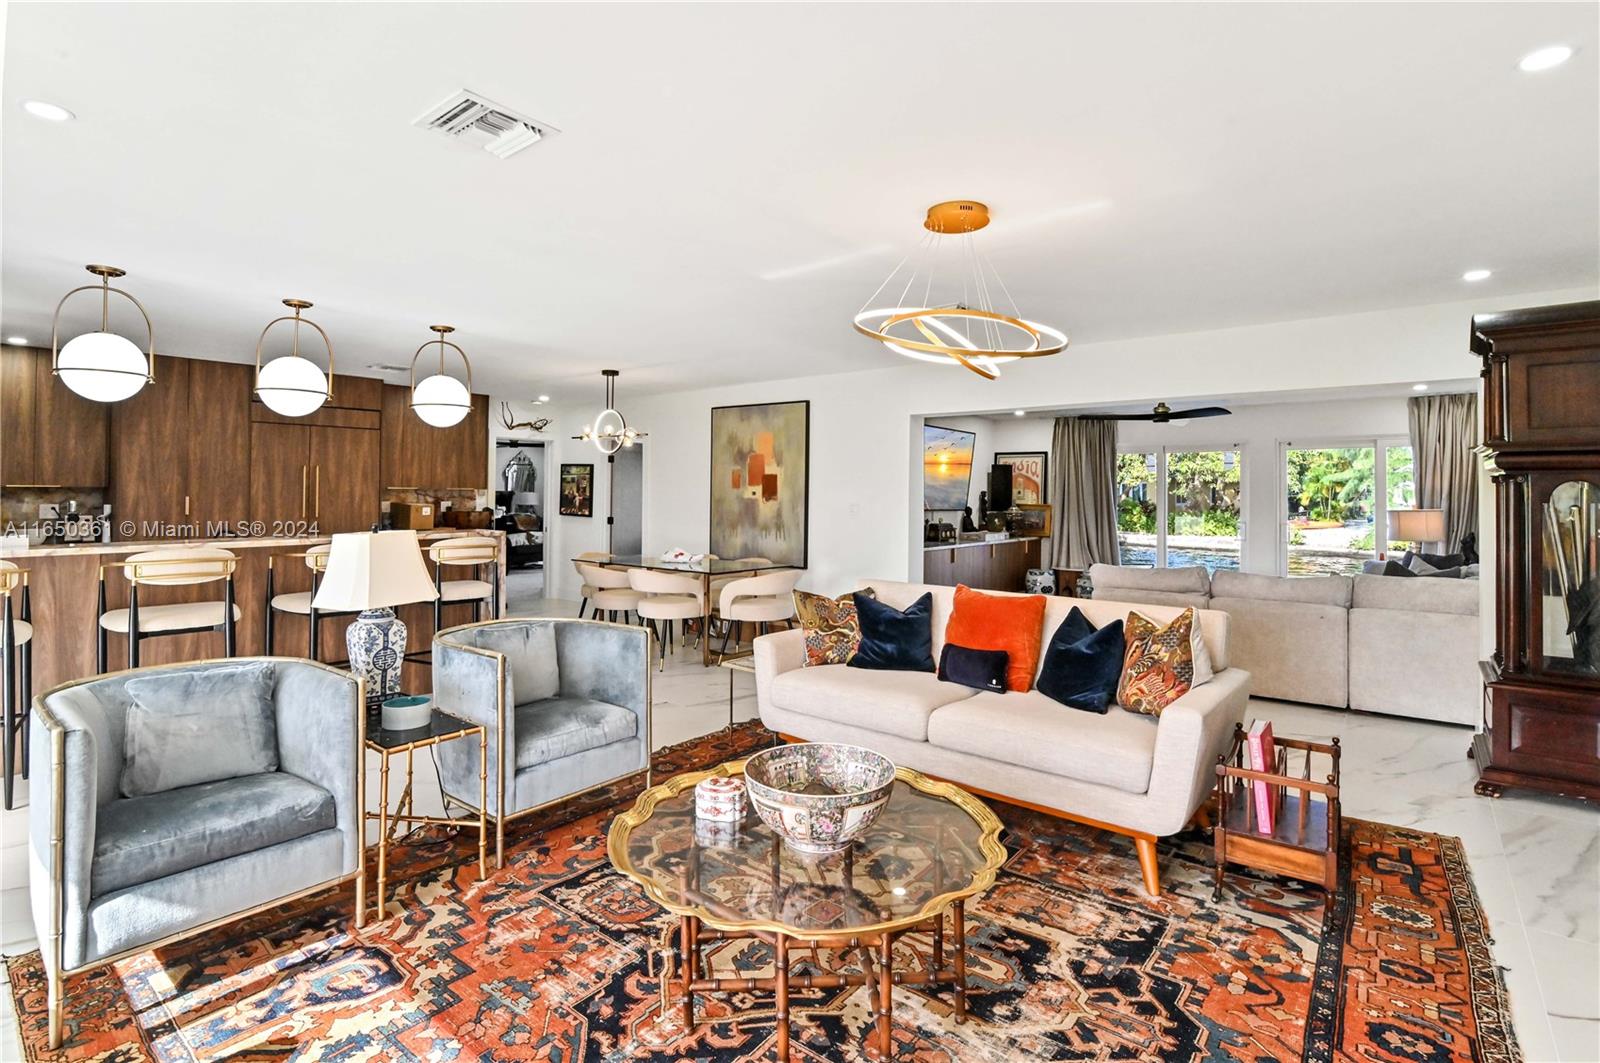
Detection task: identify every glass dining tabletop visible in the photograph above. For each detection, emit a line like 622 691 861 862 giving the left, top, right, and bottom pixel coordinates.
581 554 791 576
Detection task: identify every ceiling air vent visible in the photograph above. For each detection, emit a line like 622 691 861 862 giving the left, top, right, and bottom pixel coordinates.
414 90 558 159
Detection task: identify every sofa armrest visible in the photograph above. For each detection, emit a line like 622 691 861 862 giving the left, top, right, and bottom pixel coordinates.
432 636 514 816
754 628 805 717
272 661 362 873
30 686 109 974
1143 667 1252 836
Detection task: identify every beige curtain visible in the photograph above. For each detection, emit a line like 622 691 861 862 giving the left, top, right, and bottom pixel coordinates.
1408 393 1479 551
1049 417 1119 568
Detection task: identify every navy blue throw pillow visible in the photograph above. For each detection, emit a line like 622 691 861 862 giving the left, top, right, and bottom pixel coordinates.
848 591 935 672
938 643 1009 693
1035 607 1124 713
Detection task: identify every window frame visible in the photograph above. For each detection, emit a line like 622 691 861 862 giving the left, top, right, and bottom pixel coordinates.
1117 443 1246 570
1277 435 1412 577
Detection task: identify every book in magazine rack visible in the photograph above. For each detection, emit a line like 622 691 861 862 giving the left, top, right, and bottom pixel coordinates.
1212 722 1342 903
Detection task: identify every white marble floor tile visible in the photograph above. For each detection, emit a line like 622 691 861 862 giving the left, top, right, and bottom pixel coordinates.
1491 919 1561 1063
1525 929 1600 1062
1494 806 1600 944
0 885 34 957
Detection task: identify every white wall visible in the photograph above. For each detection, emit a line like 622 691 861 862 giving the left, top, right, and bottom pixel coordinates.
517 286 1591 602
984 396 1415 574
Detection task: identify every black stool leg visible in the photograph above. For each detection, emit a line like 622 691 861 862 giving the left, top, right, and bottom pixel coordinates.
3 606 14 810
577 597 588 619
18 639 30 779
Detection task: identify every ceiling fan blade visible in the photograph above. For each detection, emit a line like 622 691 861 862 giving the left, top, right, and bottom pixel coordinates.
1168 406 1232 418
1089 412 1159 420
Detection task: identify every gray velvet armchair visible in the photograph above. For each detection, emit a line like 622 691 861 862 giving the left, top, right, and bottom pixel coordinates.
28 657 364 1049
433 618 652 867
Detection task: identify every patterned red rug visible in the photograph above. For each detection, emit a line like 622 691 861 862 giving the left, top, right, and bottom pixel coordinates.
7 722 1521 1062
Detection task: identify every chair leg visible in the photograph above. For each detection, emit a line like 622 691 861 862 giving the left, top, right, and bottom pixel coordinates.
308 610 320 661
577 597 588 619
720 618 734 662
3 645 14 811
1135 836 1161 897
47 962 62 1049
97 626 107 674
266 603 276 656
19 641 30 778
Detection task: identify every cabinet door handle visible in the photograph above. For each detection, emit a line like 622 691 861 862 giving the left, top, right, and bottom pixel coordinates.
314 465 320 518
301 465 308 517
184 495 190 516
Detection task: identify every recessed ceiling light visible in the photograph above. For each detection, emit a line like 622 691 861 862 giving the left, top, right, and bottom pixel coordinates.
1013 409 1026 417
21 99 74 122
1413 383 1429 392
1462 269 1492 282
1518 45 1574 73
5 336 27 345
538 394 550 402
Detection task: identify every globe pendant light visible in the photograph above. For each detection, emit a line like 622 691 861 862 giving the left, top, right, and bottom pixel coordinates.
409 325 472 428
253 299 334 416
574 369 645 454
50 264 154 402
854 200 1068 380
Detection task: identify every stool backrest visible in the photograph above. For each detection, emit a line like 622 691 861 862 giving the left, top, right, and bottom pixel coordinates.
0 560 22 596
304 544 332 572
719 568 803 612
627 568 703 599
429 536 498 568
123 546 237 586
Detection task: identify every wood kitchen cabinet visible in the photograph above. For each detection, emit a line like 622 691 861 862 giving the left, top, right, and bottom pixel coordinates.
110 354 191 532
250 420 379 533
381 384 489 490
1 346 110 488
185 359 252 528
923 538 1042 593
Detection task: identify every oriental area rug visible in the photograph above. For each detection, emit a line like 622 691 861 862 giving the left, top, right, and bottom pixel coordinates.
7 722 1521 1062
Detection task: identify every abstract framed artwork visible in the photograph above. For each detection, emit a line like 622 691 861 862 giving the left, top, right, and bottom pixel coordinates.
995 451 1049 505
924 424 976 512
709 400 810 567
559 463 594 517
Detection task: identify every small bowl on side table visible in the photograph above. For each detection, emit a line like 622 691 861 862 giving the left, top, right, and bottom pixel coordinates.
743 743 895 854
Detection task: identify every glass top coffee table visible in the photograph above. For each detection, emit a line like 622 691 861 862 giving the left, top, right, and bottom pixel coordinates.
607 758 1005 1060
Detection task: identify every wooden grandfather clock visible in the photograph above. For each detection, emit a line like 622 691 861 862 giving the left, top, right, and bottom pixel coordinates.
1472 300 1600 801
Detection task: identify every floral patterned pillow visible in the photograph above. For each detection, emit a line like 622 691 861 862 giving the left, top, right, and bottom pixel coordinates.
1117 608 1197 715
793 588 875 667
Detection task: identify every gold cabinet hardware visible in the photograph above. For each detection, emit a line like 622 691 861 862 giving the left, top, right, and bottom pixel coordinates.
184 495 190 516
314 465 320 518
301 465 308 517
385 486 419 491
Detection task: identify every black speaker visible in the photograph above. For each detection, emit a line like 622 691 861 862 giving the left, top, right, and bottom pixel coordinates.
987 464 1013 511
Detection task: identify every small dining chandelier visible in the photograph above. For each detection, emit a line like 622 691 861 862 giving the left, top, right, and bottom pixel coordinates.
854 200 1067 380
254 298 333 417
409 325 473 427
50 264 155 402
575 369 645 454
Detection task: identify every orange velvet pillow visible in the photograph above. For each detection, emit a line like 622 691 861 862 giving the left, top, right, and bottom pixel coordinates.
943 584 1049 693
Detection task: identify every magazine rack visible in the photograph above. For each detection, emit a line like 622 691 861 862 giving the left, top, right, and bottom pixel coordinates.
1212 723 1341 903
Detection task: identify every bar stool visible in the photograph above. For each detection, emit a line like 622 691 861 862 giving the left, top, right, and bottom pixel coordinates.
1 560 32 810
429 536 501 633
716 568 803 661
627 568 704 670
265 545 352 661
576 562 643 623
97 546 239 672
573 551 610 618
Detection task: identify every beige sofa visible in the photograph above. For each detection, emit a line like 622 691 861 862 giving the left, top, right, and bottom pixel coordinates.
1348 575 1480 725
1209 571 1352 709
755 580 1251 896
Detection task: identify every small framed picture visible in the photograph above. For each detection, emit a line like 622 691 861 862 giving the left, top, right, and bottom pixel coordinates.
994 451 1048 505
1015 503 1053 538
559 463 594 517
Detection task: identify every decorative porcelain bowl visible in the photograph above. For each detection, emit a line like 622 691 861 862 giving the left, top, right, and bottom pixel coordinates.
743 743 895 854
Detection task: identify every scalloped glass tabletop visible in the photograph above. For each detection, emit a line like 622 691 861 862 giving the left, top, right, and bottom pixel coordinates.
609 760 1006 938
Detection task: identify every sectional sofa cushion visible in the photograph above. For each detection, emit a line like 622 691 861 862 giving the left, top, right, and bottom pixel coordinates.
1209 571 1351 708
849 591 935 672
793 589 869 666
925 690 1159 794
121 663 278 797
1118 609 1199 715
1035 607 1124 713
1088 563 1211 610
513 696 638 768
1210 570 1353 607
769 664 975 741
475 621 560 703
943 584 1048 692
1352 573 1479 614
92 771 335 897
937 643 1009 694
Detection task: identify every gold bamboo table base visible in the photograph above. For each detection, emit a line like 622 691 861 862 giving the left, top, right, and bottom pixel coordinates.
360 703 488 927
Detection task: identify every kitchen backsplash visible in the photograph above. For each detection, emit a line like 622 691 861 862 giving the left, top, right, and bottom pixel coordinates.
1 487 108 544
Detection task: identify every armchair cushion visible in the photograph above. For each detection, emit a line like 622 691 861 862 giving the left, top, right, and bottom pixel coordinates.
121 663 277 797
91 772 335 897
514 696 638 769
475 621 560 704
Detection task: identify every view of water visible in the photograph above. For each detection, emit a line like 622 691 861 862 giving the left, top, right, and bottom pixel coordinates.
1117 539 1371 577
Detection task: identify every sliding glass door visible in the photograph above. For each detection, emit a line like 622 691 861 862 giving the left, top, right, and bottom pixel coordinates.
1281 438 1412 575
1117 448 1243 573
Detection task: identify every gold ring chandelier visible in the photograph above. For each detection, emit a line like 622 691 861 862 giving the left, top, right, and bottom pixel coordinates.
575 369 645 455
854 200 1067 380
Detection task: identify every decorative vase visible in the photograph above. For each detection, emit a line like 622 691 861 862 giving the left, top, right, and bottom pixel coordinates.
1076 572 1095 598
347 606 407 712
1025 568 1056 595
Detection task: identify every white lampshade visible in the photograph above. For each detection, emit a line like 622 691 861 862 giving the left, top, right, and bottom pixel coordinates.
255 354 329 416
1388 508 1446 544
57 331 149 402
312 530 440 612
411 373 471 427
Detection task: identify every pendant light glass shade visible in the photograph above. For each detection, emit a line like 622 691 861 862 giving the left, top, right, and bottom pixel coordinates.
50 264 154 402
254 299 333 416
409 325 473 428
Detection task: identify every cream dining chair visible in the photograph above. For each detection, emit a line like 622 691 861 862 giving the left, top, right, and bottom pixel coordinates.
715 568 803 661
627 568 705 669
97 546 240 672
576 562 644 624
573 551 611 618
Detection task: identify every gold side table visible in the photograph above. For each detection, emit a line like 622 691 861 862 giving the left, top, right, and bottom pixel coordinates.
361 701 488 926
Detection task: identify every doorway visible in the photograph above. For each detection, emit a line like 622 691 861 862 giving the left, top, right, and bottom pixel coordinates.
495 438 546 606
611 446 644 555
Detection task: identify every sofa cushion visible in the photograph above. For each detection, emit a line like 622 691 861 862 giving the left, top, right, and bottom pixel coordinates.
1352 574 1479 615
514 696 638 769
849 591 935 673
943 584 1048 692
1210 569 1352 608
475 622 560 704
926 690 1159 794
1035 607 1124 713
121 663 278 797
92 771 335 897
769 663 975 741
1089 563 1210 595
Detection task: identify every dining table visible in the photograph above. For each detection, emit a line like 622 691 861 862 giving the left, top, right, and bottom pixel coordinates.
578 554 792 666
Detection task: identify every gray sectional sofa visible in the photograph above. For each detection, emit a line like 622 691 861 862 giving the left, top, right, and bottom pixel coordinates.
756 580 1251 896
1088 564 1480 725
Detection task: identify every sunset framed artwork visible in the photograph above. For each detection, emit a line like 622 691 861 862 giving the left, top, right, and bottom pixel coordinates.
709 400 810 567
995 451 1049 505
924 424 976 512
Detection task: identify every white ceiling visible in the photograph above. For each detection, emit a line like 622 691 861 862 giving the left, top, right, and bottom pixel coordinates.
3 3 1596 402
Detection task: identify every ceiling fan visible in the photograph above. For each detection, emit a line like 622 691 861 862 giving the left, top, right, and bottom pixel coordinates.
1096 402 1232 423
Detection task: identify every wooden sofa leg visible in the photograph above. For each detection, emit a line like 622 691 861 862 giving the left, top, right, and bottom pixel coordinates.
1135 836 1160 897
